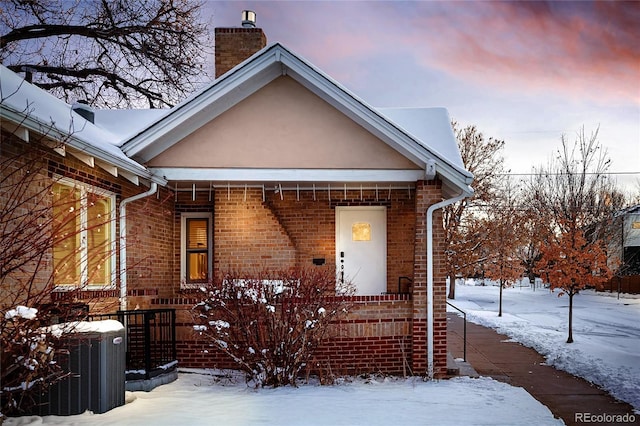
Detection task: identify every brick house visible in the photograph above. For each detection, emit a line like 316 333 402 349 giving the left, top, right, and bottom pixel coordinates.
602 205 640 294
0 17 472 378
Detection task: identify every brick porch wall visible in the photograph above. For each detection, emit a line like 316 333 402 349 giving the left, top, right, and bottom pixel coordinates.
152 295 413 375
146 182 450 377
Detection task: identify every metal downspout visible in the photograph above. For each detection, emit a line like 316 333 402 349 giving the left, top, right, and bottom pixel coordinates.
119 183 158 311
426 189 470 379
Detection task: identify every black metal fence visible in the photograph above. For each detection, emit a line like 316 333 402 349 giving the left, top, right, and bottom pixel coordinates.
90 309 177 380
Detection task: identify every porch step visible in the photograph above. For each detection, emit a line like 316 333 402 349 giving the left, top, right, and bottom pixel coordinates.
447 352 479 378
446 353 459 376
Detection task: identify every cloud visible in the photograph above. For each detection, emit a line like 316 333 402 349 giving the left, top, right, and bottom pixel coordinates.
409 1 640 104
209 1 639 105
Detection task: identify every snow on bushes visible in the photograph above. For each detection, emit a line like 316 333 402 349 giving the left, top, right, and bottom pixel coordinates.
1 306 66 415
192 268 354 387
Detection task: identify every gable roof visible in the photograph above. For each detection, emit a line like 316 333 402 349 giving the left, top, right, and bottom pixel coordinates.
0 65 165 186
121 43 473 194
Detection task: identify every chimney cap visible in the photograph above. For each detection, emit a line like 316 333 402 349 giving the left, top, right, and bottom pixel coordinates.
241 10 256 28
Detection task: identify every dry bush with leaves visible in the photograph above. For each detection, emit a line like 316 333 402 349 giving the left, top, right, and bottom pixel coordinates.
192 268 354 387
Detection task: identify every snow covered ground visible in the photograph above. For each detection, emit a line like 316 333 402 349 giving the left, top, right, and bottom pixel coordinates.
7 280 637 425
448 280 640 411
5 369 562 426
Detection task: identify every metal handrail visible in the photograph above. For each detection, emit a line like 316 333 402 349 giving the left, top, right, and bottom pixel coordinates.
446 301 467 362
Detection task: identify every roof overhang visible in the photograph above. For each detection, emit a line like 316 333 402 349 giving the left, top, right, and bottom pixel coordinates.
122 44 473 196
0 103 166 187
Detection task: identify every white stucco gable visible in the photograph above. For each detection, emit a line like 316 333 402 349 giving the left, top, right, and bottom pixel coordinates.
120 43 472 194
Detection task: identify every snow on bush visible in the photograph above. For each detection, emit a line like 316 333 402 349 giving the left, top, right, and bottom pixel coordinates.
1 305 67 415
4 306 38 320
192 268 354 387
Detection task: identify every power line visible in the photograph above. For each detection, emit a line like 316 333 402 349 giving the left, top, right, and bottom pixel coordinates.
496 172 640 177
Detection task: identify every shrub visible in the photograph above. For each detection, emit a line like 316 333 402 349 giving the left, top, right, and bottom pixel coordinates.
192 267 354 387
1 306 67 416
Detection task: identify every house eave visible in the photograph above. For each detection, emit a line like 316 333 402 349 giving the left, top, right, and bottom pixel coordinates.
151 168 426 184
0 104 167 186
121 44 472 195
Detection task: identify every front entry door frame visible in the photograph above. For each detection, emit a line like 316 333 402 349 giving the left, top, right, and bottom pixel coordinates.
335 206 387 295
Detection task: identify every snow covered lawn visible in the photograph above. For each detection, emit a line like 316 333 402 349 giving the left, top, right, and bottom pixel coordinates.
448 281 640 410
5 370 562 425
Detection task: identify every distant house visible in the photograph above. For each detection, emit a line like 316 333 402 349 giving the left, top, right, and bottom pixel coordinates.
0 14 473 378
603 205 640 294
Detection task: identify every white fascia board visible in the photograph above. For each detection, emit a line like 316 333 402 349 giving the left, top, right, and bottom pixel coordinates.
152 168 425 183
1 105 166 186
123 56 283 160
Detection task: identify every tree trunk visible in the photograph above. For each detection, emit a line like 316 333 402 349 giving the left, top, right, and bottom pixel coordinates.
499 281 503 317
567 292 574 343
447 267 456 299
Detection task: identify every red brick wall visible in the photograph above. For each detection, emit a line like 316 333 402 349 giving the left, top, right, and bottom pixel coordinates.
214 187 297 273
264 187 416 293
1 133 57 299
314 295 413 375
156 295 413 375
411 180 447 377
215 27 267 78
123 184 175 307
0 131 175 313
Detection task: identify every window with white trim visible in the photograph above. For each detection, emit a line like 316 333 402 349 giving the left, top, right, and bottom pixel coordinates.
181 213 212 287
52 180 116 288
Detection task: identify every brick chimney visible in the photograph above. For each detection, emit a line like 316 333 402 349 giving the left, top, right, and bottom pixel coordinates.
214 10 267 78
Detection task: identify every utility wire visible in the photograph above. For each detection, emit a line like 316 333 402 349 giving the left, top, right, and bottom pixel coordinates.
496 172 639 176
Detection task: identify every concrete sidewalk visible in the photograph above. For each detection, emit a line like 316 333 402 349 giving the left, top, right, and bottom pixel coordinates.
447 313 638 426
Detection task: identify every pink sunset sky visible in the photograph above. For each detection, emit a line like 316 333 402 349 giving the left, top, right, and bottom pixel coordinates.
203 1 640 194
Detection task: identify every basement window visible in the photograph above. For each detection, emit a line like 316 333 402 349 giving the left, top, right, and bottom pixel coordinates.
181 213 212 287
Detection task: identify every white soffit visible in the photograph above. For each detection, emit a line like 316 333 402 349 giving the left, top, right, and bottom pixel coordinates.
152 168 425 183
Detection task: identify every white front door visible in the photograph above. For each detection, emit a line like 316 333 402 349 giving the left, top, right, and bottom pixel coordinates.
336 206 387 295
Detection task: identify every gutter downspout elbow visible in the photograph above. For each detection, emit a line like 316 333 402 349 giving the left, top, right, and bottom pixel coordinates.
426 188 470 379
119 182 158 311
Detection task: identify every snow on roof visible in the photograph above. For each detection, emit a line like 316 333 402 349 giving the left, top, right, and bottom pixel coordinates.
0 65 149 174
93 108 169 143
2 49 472 190
376 107 466 174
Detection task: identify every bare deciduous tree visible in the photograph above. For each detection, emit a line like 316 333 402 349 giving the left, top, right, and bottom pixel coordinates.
482 180 525 316
0 0 210 108
444 122 505 299
530 126 623 343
